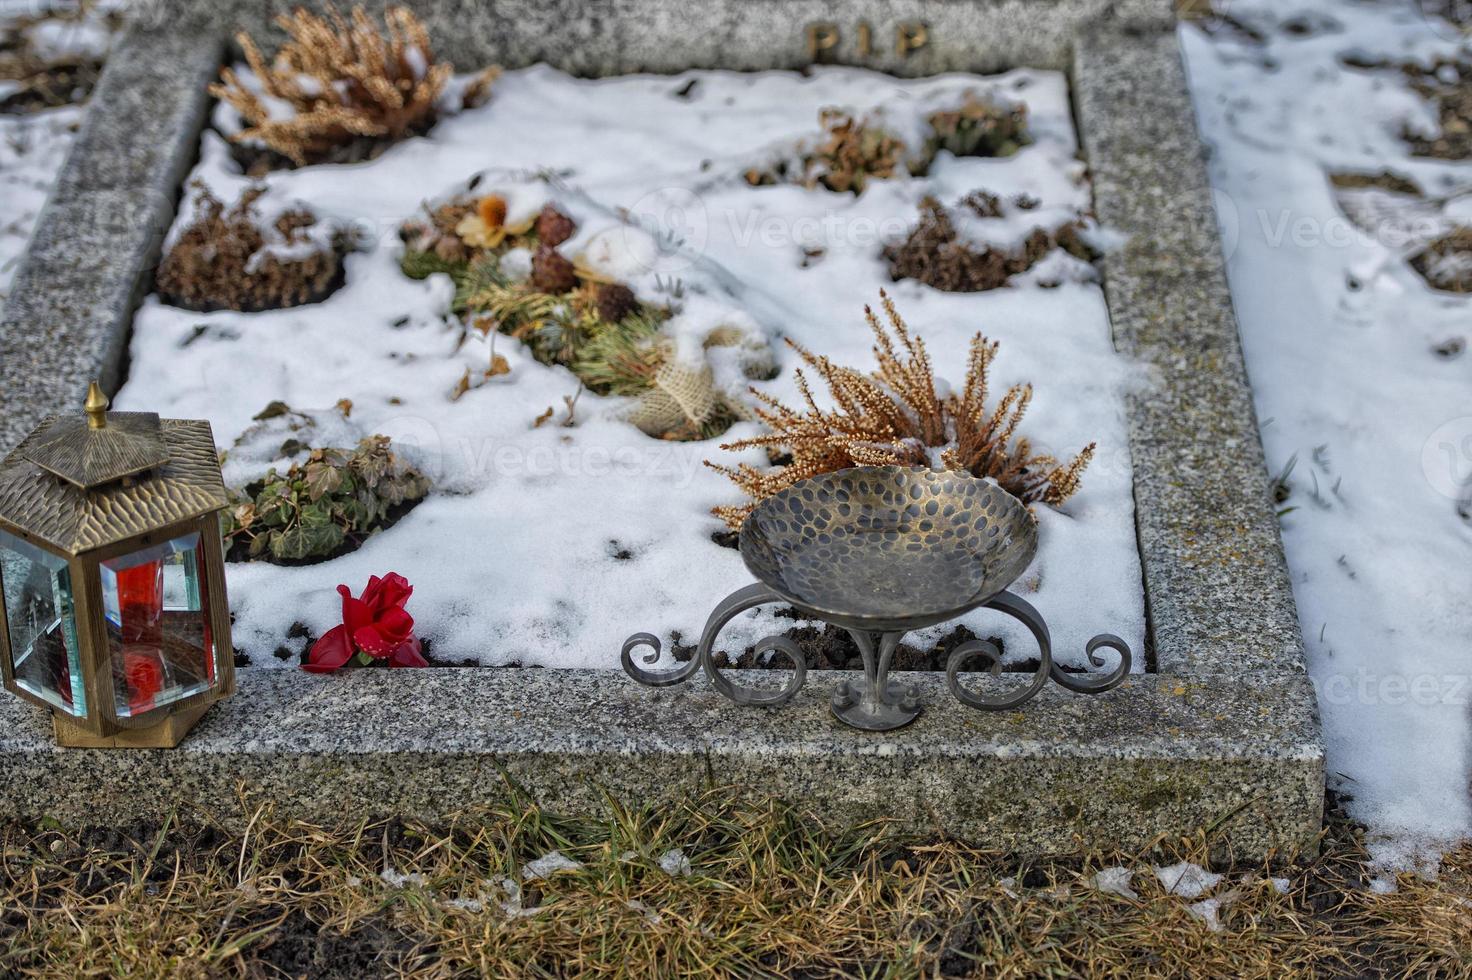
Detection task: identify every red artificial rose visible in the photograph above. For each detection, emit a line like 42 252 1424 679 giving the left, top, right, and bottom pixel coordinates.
303 572 428 673
124 648 165 711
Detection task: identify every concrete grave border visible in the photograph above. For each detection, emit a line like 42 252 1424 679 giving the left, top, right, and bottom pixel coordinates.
0 1 1322 856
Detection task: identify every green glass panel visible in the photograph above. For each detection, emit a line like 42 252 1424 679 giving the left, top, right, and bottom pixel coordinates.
0 529 85 716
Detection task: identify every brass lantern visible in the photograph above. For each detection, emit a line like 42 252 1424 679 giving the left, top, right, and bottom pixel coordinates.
0 383 235 747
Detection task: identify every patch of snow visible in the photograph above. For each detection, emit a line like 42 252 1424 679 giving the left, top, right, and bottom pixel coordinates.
657 848 692 877
24 16 110 60
1092 865 1139 900
499 245 533 278
0 90 84 298
522 850 583 880
404 45 429 81
625 898 663 925
441 895 484 912
379 866 429 888
1187 897 1224 932
1369 875 1399 895
1155 862 1223 899
495 877 544 917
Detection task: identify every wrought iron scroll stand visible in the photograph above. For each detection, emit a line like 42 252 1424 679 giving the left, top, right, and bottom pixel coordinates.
622 582 1132 732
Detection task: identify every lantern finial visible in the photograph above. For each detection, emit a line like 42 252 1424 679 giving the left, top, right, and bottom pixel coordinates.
84 381 109 429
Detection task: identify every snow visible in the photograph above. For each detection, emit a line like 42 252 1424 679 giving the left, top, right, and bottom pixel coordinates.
1180 0 1472 862
1092 865 1139 899
23 16 109 59
117 64 1144 674
0 106 79 299
1154 861 1223 899
378 866 429 888
521 850 583 880
1186 897 1225 932
0 1 115 299
657 848 692 877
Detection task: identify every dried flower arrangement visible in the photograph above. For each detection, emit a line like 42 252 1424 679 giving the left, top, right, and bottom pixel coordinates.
155 182 351 312
402 193 772 439
1410 227 1472 292
883 195 1096 292
221 435 431 563
924 92 1031 159
210 5 496 169
708 293 1094 529
745 92 1033 193
746 108 908 193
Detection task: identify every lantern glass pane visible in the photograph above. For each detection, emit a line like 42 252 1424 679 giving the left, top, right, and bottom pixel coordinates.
101 531 216 718
0 529 85 716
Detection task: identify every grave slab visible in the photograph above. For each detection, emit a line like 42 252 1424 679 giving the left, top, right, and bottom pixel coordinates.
0 3 1324 856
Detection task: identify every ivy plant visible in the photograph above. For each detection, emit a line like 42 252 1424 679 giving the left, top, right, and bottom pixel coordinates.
222 435 430 563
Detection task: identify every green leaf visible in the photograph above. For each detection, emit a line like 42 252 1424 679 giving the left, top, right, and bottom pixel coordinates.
253 400 292 421
353 452 389 488
351 651 375 667
270 523 345 561
304 461 345 501
339 497 372 527
299 501 334 527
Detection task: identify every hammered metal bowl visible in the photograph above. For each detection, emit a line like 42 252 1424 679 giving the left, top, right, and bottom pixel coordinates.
738 466 1038 632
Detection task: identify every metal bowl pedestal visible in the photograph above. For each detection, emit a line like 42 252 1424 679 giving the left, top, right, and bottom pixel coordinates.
622 468 1132 732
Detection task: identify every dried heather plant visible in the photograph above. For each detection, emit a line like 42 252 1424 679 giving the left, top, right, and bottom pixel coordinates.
708 293 1094 528
884 195 1096 292
211 6 490 167
155 182 346 312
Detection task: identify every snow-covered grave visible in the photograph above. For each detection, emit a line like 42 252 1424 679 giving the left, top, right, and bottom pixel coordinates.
0 0 1324 857
123 65 1143 673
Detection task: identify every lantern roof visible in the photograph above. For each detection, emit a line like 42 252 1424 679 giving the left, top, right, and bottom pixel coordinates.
0 388 228 554
21 390 172 489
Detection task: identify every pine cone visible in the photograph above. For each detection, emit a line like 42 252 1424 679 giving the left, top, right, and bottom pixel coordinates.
536 205 576 247
530 245 578 294
594 282 638 323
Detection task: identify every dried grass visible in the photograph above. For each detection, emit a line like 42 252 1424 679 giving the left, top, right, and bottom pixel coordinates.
210 5 492 167
1 791 1468 978
708 293 1094 528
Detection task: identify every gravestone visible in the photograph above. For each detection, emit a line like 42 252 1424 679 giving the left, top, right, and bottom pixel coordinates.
0 0 1323 856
